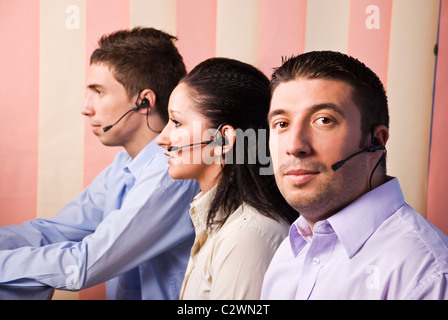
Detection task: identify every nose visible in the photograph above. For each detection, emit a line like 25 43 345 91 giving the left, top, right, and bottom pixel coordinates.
81 92 95 117
156 123 172 149
285 124 312 157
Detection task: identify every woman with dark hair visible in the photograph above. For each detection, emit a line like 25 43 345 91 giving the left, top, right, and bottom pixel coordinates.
157 57 297 299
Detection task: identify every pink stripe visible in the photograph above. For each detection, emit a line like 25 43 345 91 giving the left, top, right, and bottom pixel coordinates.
176 0 217 71
258 0 307 77
83 0 130 187
347 0 392 85
427 1 448 235
80 0 130 300
0 1 39 225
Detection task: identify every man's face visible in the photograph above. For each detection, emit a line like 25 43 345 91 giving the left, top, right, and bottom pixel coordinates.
268 78 372 225
82 63 137 147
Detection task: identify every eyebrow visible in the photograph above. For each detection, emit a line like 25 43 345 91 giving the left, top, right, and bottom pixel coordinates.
168 108 182 117
268 103 345 122
87 83 105 91
267 108 287 123
308 103 345 117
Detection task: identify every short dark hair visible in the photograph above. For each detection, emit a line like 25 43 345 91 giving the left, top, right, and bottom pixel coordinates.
181 57 297 229
271 51 389 139
90 27 186 123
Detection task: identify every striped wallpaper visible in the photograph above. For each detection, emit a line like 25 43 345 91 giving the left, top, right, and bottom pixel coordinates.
0 0 446 299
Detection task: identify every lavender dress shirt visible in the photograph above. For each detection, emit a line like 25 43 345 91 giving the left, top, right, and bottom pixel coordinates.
261 178 448 300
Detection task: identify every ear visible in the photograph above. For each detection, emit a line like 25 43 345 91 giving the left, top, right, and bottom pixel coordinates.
135 89 156 114
373 125 389 147
214 124 236 156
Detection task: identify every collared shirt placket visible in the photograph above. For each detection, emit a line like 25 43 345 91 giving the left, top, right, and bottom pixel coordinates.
295 222 338 300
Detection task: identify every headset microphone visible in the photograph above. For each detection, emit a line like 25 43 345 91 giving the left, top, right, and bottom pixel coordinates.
167 124 229 152
331 127 387 172
331 144 385 171
103 97 149 132
167 137 228 152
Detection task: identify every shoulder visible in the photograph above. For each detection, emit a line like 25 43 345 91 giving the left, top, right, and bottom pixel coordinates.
371 203 448 298
214 204 290 252
393 204 448 267
111 149 132 167
240 205 290 238
83 150 130 188
95 150 130 177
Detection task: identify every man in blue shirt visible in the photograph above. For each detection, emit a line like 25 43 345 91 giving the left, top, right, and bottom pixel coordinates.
0 27 199 299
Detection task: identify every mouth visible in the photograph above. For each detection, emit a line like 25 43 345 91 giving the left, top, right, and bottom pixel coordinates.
164 150 178 165
89 122 102 130
284 168 320 185
164 149 175 157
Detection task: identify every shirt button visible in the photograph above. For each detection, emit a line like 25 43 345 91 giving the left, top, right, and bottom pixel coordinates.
312 257 320 265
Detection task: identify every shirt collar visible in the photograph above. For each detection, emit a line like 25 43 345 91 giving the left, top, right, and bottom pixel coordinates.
289 177 405 258
189 185 218 235
289 217 310 256
123 138 163 180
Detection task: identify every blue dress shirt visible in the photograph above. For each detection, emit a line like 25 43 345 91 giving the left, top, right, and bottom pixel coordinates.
0 139 200 299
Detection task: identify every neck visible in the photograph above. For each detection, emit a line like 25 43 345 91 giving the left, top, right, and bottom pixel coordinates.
369 170 388 190
301 174 391 234
126 115 165 159
197 164 222 194
125 132 157 159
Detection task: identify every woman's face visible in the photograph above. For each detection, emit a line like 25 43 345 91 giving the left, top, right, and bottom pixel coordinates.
157 83 222 189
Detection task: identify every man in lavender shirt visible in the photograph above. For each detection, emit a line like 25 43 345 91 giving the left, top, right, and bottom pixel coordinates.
261 51 448 300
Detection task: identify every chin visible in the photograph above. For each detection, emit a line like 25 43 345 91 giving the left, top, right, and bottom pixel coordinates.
168 165 191 181
99 139 120 148
98 137 113 147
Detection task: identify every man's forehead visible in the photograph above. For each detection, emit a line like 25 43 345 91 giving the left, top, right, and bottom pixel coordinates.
269 78 356 114
86 63 121 87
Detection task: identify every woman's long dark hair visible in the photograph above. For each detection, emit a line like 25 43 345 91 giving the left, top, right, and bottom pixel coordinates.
181 57 298 229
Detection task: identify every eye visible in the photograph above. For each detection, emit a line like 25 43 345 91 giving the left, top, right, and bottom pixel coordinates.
271 121 290 130
170 118 181 127
314 117 334 126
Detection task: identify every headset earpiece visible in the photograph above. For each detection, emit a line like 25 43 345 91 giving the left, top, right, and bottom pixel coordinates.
369 127 385 152
217 124 230 147
134 98 149 110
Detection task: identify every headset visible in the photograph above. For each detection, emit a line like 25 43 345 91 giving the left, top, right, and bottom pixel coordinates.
103 90 149 132
331 127 387 190
167 124 229 152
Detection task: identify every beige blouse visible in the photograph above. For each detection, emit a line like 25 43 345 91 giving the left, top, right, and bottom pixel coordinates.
180 187 289 300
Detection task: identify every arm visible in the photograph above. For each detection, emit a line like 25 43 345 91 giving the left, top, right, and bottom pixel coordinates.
0 155 199 290
407 272 448 300
0 160 113 249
